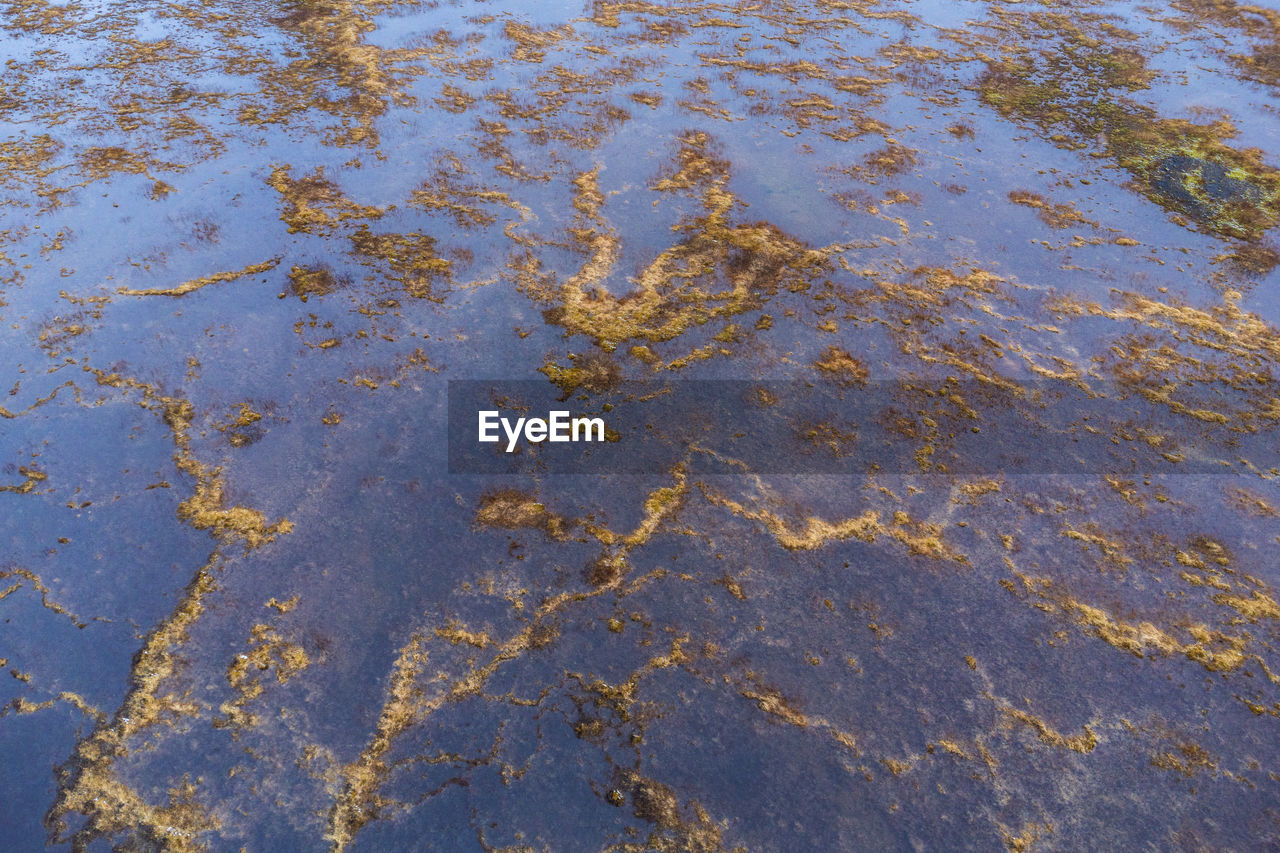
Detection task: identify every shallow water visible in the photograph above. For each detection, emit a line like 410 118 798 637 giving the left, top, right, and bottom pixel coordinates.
3 0 1280 849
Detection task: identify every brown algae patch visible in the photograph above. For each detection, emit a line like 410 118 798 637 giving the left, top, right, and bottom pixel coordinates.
698 483 966 563
1044 287 1280 429
267 165 383 234
408 161 532 231
325 631 430 850
997 701 1098 754
733 672 859 756
0 465 48 494
1173 0 1280 89
329 473 691 849
539 349 622 396
517 134 835 358
1007 190 1095 229
1150 741 1217 778
117 258 281 297
1003 573 1270 684
0 566 85 628
251 0 441 145
216 623 310 729
2 692 104 723
475 489 572 540
844 142 918 184
47 561 221 851
612 771 737 853
1214 240 1280 280
503 20 575 63
978 13 1280 239
288 264 341 301
811 345 869 385
176 465 294 549
350 226 453 299
47 368 295 850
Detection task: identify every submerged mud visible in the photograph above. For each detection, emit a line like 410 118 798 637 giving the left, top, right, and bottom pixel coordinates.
2 0 1280 849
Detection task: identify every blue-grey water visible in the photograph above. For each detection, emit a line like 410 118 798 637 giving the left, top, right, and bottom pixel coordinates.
3 0 1280 849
